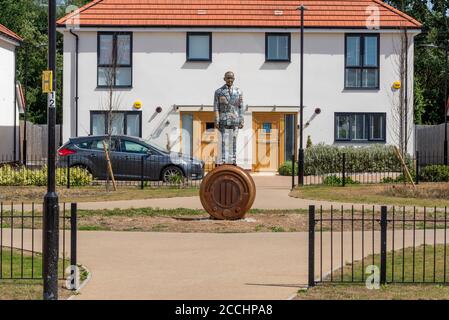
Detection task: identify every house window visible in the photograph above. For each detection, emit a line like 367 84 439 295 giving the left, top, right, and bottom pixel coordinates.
345 34 379 89
335 113 386 142
98 32 132 87
187 32 212 61
284 114 296 161
90 111 142 137
266 33 291 62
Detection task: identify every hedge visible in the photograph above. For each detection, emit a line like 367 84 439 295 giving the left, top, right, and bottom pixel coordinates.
278 144 412 176
420 165 449 182
0 165 93 187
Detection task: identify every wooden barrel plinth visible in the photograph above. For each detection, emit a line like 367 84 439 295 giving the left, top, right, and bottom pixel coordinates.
200 165 256 220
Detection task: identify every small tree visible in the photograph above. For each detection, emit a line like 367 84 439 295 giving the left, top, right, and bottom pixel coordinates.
390 23 413 159
98 36 128 191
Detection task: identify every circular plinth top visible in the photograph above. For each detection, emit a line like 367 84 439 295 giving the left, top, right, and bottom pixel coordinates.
200 165 256 220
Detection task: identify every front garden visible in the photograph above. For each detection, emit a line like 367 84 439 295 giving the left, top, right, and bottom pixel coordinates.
297 244 449 300
0 248 88 300
291 183 449 207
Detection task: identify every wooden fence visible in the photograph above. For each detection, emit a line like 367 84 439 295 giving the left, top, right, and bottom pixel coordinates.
19 120 62 161
415 124 448 165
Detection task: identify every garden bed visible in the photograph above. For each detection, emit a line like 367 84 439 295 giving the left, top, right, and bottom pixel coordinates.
291 183 449 207
0 185 198 203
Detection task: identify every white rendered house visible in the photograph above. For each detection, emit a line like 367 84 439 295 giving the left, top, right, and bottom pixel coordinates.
58 0 421 172
0 24 22 159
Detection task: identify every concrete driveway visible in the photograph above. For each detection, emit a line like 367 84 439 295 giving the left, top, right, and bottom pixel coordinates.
4 227 448 300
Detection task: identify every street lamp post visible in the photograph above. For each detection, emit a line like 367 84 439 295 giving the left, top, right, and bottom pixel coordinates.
444 44 448 165
43 0 59 300
297 5 306 186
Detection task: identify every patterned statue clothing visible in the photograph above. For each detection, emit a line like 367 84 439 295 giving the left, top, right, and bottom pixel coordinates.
214 83 244 164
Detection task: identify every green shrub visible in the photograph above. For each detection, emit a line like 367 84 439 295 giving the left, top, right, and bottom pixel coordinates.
304 144 411 176
306 135 313 149
381 170 416 184
323 175 359 186
278 161 298 176
0 165 92 187
420 165 449 182
381 177 396 184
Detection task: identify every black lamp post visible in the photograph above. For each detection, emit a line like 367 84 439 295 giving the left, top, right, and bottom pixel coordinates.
43 0 59 300
442 44 449 166
297 5 307 185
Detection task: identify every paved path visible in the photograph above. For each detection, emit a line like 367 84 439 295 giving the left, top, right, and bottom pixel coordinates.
13 176 359 212
3 228 448 300
12 176 404 212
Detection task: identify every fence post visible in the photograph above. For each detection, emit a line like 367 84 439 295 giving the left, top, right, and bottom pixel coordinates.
66 155 71 189
298 149 304 186
415 151 419 185
380 205 388 285
70 203 77 289
291 154 295 190
308 205 316 287
342 153 346 187
140 156 145 190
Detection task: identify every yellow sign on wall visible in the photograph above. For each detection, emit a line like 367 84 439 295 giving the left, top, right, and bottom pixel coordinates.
42 71 53 93
133 100 143 110
393 81 401 90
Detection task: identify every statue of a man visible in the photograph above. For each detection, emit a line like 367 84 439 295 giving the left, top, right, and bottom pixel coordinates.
214 71 244 165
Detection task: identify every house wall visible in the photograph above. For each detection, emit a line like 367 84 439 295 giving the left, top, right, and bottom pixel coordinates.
0 38 18 158
62 29 417 169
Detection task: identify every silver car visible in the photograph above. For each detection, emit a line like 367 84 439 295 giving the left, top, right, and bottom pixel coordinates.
58 135 205 182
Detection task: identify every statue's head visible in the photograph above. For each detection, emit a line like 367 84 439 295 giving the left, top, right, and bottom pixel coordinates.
224 71 235 87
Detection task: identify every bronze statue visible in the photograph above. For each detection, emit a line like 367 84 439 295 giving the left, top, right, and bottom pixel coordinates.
213 71 244 165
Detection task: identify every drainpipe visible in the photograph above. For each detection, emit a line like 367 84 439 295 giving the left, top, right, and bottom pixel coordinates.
69 29 79 137
13 46 17 162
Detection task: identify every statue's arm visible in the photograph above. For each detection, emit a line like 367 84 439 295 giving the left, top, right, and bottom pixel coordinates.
214 91 220 127
238 90 244 128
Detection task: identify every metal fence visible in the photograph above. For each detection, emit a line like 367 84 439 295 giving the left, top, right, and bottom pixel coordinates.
308 205 449 286
0 153 210 189
0 202 77 281
300 150 447 186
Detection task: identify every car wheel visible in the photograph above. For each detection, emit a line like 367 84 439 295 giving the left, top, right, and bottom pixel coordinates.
161 166 184 183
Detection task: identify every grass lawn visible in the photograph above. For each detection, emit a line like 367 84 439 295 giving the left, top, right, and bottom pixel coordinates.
0 247 82 300
291 183 449 207
74 208 309 233
0 185 198 203
297 244 449 300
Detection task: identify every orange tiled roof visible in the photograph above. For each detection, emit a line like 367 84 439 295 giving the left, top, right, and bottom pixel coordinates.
57 0 421 29
0 24 23 43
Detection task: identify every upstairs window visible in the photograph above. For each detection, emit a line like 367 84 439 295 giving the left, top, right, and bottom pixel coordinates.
266 33 291 62
187 32 212 61
98 32 132 87
345 34 379 89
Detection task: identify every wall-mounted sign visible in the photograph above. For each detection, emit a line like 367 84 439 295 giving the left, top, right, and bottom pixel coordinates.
133 100 143 110
392 81 401 90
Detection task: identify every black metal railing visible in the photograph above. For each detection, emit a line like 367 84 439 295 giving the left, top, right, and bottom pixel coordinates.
308 205 449 286
0 202 77 280
0 153 214 189
294 150 448 186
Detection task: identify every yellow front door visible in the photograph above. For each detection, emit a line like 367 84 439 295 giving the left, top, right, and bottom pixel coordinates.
180 111 218 171
252 113 284 172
